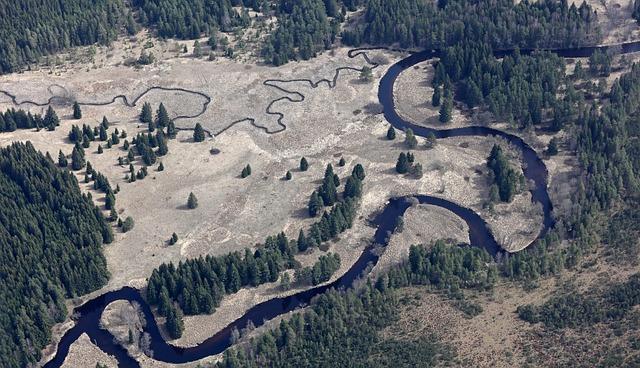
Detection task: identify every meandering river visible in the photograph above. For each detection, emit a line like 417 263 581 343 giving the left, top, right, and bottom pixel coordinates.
42 41 640 367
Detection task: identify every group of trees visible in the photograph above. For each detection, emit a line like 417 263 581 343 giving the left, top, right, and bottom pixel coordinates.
308 163 364 216
146 163 365 337
0 0 133 74
294 252 341 286
395 151 422 178
215 239 493 368
262 0 338 65
342 0 600 50
141 102 176 138
486 144 524 203
0 142 112 367
0 106 61 132
518 273 640 329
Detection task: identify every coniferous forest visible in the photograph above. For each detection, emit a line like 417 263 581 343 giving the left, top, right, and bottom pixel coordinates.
0 142 112 367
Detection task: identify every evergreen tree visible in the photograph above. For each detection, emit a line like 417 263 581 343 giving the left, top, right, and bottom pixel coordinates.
140 102 153 125
193 40 202 57
285 170 292 180
193 123 205 142
165 305 184 339
44 106 59 131
396 152 409 174
300 157 309 171
58 150 68 167
73 102 82 119
352 164 366 181
387 125 396 140
404 128 417 149
156 103 171 128
101 116 109 129
158 161 165 171
338 157 346 167
71 146 85 170
187 192 198 209
547 137 559 156
308 191 322 217
122 216 135 232
432 85 441 107
439 97 453 123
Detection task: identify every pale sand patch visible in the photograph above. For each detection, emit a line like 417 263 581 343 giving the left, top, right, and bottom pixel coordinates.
62 333 118 368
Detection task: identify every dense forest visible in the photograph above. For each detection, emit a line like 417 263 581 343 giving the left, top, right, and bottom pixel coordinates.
0 142 112 367
0 0 132 74
342 0 601 49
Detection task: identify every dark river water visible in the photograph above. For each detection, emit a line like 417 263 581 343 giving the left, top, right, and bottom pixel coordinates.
42 40 640 367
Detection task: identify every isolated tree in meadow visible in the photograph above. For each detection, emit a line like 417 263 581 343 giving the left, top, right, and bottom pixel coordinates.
300 157 309 171
72 102 82 119
97 145 103 154
140 102 153 124
122 216 135 232
101 116 109 129
396 152 409 174
166 121 177 139
338 157 346 167
156 103 171 128
241 164 252 178
158 161 165 171
193 123 205 142
360 66 373 82
187 192 198 209
387 125 396 140
404 128 417 149
285 170 292 180
169 233 178 245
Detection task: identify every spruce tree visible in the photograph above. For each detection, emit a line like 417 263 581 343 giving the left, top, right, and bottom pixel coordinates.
158 161 165 171
396 152 409 174
308 191 321 217
101 116 109 129
300 157 309 171
72 102 82 119
439 97 453 124
140 102 153 124
187 192 198 209
387 125 396 140
44 106 59 131
352 164 366 181
432 85 441 107
156 103 171 128
71 146 85 170
338 157 346 167
193 123 205 142
285 170 292 180
58 150 68 167
404 128 417 149
97 145 103 154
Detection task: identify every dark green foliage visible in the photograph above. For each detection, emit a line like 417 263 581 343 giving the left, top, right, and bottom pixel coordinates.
71 145 86 170
352 163 366 181
308 190 323 217
0 142 111 367
295 253 341 286
300 157 309 171
241 164 252 178
164 303 184 339
386 125 396 140
319 164 338 206
132 0 249 39
187 192 198 209
122 216 135 232
518 274 640 329
0 0 129 74
486 144 523 202
262 0 335 65
140 102 153 125
155 103 170 128
547 137 559 156
341 0 600 50
432 85 441 107
58 150 68 167
73 102 82 119
589 49 612 77
193 123 205 142
635 0 640 22
404 128 417 149
156 131 168 156
158 161 165 171
395 152 409 174
169 232 178 245
338 157 346 167
44 106 60 131
439 96 452 123
285 170 292 180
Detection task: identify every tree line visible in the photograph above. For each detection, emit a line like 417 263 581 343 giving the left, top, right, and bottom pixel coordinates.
0 142 112 367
